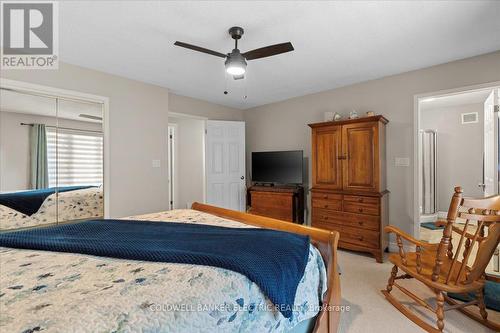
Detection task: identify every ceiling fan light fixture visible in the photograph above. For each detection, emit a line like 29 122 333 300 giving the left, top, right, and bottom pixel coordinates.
225 51 247 76
226 64 246 76
174 26 294 79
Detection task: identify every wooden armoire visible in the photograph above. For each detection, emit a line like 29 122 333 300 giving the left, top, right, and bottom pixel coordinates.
309 115 389 263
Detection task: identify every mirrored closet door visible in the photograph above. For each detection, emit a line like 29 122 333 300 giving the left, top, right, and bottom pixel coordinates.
0 88 104 230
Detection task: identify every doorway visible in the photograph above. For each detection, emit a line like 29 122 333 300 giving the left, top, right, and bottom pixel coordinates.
167 113 206 209
417 87 500 224
415 84 500 275
419 89 498 218
167 116 246 212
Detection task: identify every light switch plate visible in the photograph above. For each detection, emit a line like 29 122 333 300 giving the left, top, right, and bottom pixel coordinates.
152 159 161 168
395 157 410 167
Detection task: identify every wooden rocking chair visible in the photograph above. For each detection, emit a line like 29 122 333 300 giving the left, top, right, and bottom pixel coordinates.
382 187 500 332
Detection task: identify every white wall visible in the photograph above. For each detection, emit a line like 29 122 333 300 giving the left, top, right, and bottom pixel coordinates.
168 116 205 209
420 103 484 211
1 62 170 218
0 111 101 192
243 51 500 234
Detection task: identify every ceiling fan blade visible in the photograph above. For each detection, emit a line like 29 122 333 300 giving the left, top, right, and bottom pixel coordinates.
233 74 245 80
174 41 227 58
242 42 294 60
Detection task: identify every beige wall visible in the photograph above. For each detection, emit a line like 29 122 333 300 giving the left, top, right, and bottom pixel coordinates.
421 103 484 211
169 93 244 120
0 111 102 192
1 62 170 218
243 51 500 235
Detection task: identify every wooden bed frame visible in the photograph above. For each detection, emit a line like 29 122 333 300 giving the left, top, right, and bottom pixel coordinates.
192 202 342 333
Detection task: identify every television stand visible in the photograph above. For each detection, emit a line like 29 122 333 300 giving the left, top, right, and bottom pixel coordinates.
247 185 304 224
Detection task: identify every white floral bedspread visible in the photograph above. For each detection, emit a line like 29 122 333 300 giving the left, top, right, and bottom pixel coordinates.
0 209 327 333
0 187 103 230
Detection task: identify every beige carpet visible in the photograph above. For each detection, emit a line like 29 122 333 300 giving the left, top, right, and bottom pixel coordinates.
336 249 499 333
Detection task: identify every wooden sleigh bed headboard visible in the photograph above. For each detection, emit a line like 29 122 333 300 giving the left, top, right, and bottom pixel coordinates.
191 202 341 333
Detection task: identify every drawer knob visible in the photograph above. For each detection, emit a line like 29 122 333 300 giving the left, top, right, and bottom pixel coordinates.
324 205 329 208
323 195 328 199
358 198 364 203
358 236 364 241
324 217 329 221
358 208 363 213
358 221 364 226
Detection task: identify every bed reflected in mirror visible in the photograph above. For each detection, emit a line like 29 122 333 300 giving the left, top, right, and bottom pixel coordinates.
0 88 104 230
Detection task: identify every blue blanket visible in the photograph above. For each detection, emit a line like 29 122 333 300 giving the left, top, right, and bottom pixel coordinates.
0 219 310 318
0 186 95 216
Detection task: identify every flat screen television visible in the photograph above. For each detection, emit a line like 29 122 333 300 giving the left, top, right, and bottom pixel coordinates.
251 150 303 185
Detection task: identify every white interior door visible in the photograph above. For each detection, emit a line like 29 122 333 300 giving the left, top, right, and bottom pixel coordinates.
206 120 246 211
483 89 499 196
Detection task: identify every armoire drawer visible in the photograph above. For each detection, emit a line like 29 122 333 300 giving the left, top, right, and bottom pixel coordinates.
343 201 379 216
313 209 379 230
312 220 342 234
342 212 380 231
343 195 379 205
312 208 344 225
312 192 343 201
312 199 342 211
341 226 380 249
311 221 380 249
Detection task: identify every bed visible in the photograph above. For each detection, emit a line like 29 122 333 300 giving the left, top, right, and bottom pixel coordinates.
0 186 103 230
0 203 341 333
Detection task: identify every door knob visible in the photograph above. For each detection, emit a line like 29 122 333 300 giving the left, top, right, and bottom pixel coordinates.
241 176 245 180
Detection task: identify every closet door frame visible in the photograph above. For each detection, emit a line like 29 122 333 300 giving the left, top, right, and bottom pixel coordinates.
0 78 110 218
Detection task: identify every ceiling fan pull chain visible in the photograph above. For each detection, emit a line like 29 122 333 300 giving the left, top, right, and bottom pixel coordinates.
243 74 248 100
223 71 229 95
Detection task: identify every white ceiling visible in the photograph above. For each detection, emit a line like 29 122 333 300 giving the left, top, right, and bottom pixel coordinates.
59 1 500 109
419 89 496 111
0 89 103 122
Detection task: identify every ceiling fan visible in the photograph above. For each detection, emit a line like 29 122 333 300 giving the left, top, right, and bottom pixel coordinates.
174 26 294 80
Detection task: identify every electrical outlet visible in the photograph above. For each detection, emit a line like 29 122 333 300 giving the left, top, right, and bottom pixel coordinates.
395 157 410 167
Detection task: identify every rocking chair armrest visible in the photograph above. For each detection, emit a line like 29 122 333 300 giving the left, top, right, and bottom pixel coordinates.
384 226 439 250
